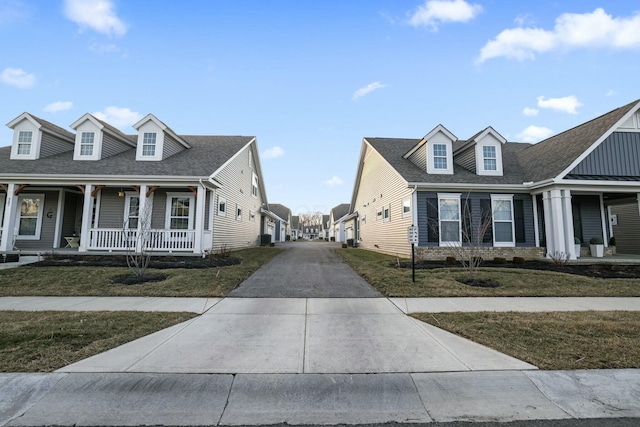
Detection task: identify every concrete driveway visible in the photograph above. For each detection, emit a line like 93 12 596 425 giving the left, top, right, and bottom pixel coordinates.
228 241 381 297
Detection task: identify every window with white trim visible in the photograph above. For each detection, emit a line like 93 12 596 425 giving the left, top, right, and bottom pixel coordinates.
251 173 258 198
236 204 242 221
433 144 447 170
166 194 194 229
217 197 226 217
402 196 411 218
483 146 497 171
124 194 140 229
142 133 157 156
438 194 461 245
17 194 44 239
17 131 33 155
491 195 515 247
80 132 95 156
383 205 390 222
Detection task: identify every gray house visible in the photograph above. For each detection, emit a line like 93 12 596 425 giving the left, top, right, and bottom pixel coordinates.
348 99 640 259
0 112 271 255
269 203 292 242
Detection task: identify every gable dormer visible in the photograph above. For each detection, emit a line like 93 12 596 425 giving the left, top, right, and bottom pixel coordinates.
420 125 456 174
70 113 134 161
133 114 190 161
454 127 506 176
7 112 74 160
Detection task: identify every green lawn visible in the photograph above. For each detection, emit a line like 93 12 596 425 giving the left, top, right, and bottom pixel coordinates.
335 248 640 297
0 247 284 297
0 311 197 372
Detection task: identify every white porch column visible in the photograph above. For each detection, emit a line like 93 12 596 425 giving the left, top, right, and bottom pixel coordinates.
0 184 18 252
561 189 576 260
194 184 206 254
599 194 609 248
548 189 567 257
541 191 555 256
78 184 93 253
138 185 148 254
532 194 540 247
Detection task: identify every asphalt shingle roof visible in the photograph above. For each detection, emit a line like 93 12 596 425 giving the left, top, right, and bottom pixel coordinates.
0 135 253 178
269 203 291 221
331 203 350 221
29 114 75 141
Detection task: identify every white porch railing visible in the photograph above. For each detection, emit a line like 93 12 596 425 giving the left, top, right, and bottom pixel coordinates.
88 228 196 252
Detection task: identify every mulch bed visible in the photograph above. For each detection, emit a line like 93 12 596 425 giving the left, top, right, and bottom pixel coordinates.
396 260 640 279
33 255 241 269
111 273 169 285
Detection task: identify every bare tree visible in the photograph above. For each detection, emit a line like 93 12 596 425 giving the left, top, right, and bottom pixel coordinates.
123 200 153 281
299 211 323 226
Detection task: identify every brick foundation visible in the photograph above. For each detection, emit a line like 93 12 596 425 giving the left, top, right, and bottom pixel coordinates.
415 246 546 261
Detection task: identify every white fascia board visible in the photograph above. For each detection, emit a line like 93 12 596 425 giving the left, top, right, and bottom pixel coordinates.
424 124 457 142
210 138 255 179
6 112 40 129
556 101 640 180
477 126 507 144
0 174 208 186
408 182 530 192
133 113 190 149
403 138 426 159
70 113 103 131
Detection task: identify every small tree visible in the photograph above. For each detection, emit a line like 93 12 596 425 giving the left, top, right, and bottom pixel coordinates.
123 201 153 281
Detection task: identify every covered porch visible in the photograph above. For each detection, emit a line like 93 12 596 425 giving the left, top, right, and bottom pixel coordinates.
0 181 216 255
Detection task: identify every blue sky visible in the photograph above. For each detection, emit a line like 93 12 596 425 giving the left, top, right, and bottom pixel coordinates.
1 1 639 215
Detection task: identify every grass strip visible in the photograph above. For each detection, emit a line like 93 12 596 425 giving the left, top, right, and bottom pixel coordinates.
0 311 197 372
413 311 640 370
0 247 284 297
335 248 640 297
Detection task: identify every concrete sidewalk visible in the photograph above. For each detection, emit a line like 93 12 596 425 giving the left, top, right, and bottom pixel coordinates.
0 296 221 313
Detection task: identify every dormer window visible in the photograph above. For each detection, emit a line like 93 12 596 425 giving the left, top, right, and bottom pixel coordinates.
483 146 497 171
142 133 157 156
17 131 33 155
80 132 95 156
433 144 448 169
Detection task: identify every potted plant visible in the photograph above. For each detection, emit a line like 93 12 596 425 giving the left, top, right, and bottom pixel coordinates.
589 237 604 258
574 237 581 258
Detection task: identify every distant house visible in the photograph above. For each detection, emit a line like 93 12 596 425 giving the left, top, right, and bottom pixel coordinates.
329 203 350 242
322 214 330 239
290 215 301 240
269 203 292 242
0 112 271 255
348 99 640 259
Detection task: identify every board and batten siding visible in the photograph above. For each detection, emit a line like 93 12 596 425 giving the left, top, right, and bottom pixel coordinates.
572 195 605 244
610 203 640 254
39 133 73 158
101 134 131 158
213 143 264 250
417 191 535 247
569 132 640 177
354 143 413 256
15 191 59 250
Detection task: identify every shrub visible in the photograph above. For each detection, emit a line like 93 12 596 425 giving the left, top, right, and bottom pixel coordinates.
589 237 604 245
445 256 456 265
609 237 616 246
493 257 507 264
513 256 525 264
574 237 581 244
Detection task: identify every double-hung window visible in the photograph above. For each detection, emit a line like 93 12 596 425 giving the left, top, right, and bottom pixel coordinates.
438 194 461 245
217 197 226 217
483 146 497 171
402 197 411 218
491 195 515 246
251 173 258 198
124 194 140 229
17 194 44 239
17 131 33 155
142 133 157 157
433 144 447 170
80 132 95 156
166 195 193 230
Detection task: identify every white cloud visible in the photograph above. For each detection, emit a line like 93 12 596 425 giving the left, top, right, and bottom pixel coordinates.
408 0 482 30
324 176 344 187
0 67 35 88
64 0 127 36
523 107 539 117
478 8 640 62
262 146 285 159
517 125 554 143
89 42 119 54
605 89 617 97
93 106 141 128
44 101 73 112
353 82 386 100
537 95 582 114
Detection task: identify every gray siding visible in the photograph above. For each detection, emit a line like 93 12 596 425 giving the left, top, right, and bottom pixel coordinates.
572 195 604 244
610 203 640 254
101 134 132 158
60 192 82 246
163 134 184 159
353 143 413 256
212 143 264 250
408 145 427 170
97 189 127 228
569 132 640 178
39 133 73 158
15 191 58 250
417 191 535 247
455 147 476 172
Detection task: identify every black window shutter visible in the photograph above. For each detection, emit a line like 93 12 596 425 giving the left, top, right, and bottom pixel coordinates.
462 198 473 244
480 199 493 243
426 198 439 242
514 199 526 243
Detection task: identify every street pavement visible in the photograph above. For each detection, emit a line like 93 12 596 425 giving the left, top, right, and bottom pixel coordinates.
1 241 639 425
